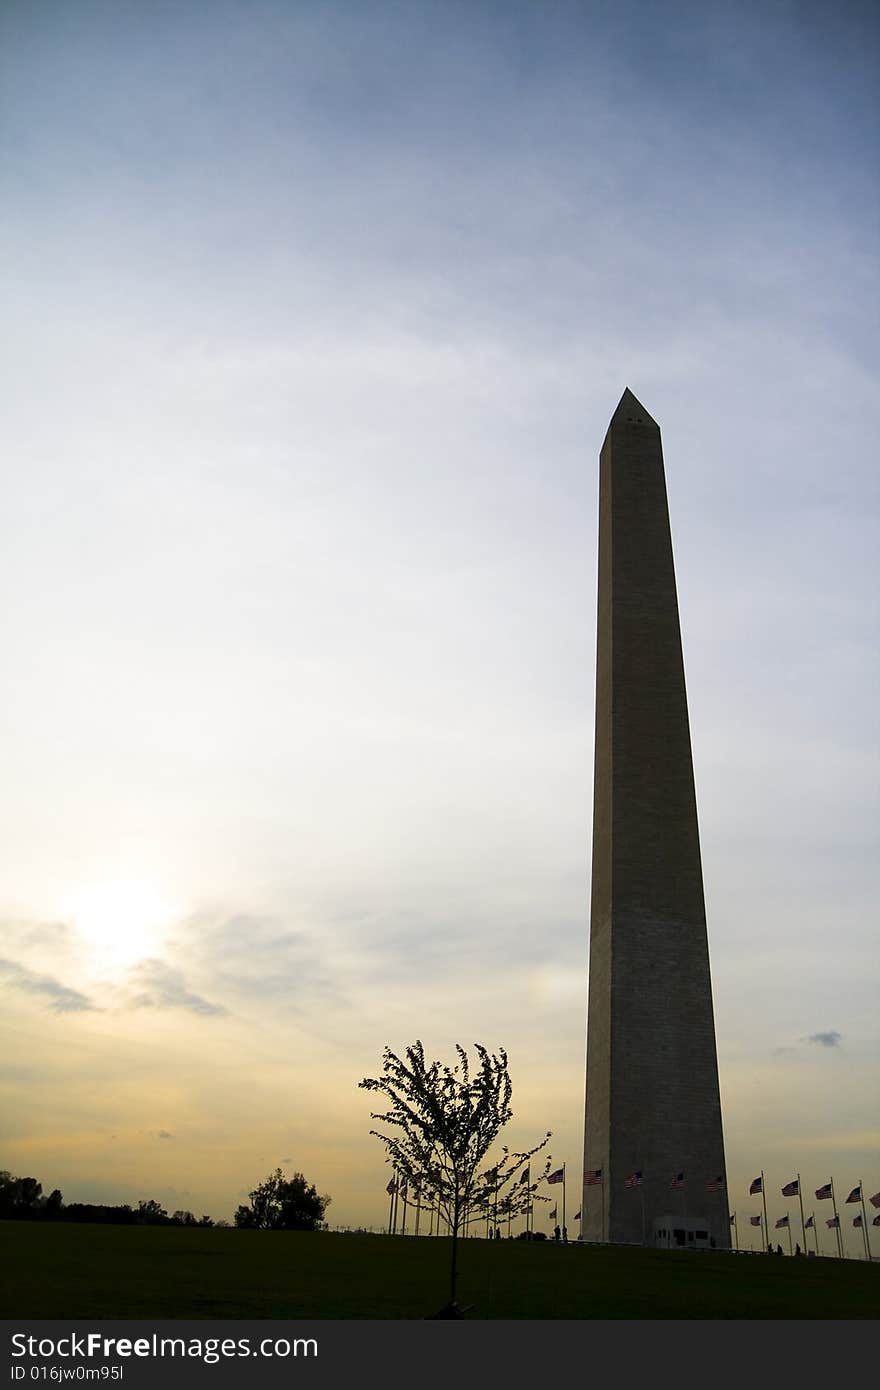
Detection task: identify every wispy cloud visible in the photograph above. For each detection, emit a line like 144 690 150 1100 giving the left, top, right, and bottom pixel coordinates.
157 1130 175 1140
172 913 339 1009
127 959 227 1018
805 1031 843 1049
0 919 73 952
0 957 97 1014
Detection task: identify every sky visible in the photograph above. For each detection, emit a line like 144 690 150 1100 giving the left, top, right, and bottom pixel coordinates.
0 0 877 1251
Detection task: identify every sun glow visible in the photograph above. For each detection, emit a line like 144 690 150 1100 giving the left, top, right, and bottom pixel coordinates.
65 878 175 969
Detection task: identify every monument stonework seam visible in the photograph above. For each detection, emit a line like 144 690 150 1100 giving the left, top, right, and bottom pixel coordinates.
581 388 729 1248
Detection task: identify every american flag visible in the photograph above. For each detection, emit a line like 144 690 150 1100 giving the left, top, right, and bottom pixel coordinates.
845 1185 861 1204
670 1172 685 1189
781 1179 799 1197
519 1167 530 1185
573 1209 581 1220
870 1191 880 1209
853 1214 863 1228
706 1175 724 1192
749 1176 763 1195
547 1168 564 1185
815 1183 832 1200
624 1171 643 1189
749 1215 762 1226
386 1178 397 1195
826 1215 840 1229
549 1206 558 1221
729 1213 736 1224
774 1215 789 1229
873 1214 880 1227
584 1169 603 1185
805 1215 814 1229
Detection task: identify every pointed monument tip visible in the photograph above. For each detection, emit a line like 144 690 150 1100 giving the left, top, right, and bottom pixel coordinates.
610 387 658 428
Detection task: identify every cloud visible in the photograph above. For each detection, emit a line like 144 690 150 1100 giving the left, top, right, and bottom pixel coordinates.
805 1031 842 1048
127 959 228 1017
0 919 73 952
0 957 97 1013
157 1130 175 1140
172 913 339 1009
773 1031 844 1056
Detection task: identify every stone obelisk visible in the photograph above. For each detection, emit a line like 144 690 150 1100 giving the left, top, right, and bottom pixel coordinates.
581 388 728 1249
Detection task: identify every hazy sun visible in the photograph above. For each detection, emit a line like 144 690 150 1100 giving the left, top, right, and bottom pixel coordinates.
66 878 175 969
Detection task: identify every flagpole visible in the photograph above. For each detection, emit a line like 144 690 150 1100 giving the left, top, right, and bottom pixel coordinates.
830 1177 842 1258
796 1173 807 1254
558 1162 567 1239
732 1213 738 1251
761 1172 769 1251
858 1181 870 1261
415 1185 421 1237
387 1174 395 1235
786 1220 792 1256
810 1211 817 1255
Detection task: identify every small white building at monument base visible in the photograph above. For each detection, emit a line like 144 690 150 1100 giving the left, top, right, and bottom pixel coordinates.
653 1216 714 1250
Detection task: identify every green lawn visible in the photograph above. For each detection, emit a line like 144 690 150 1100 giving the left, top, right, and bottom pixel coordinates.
2 1222 877 1319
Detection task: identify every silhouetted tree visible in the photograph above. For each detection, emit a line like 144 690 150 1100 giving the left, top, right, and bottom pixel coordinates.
0 1174 44 1218
171 1210 198 1226
44 1189 64 1218
0 1171 19 1216
359 1040 551 1311
16 1177 43 1213
136 1199 169 1225
234 1169 330 1231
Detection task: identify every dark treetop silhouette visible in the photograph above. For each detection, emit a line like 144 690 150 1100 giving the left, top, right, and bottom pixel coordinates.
234 1168 330 1231
359 1040 551 1313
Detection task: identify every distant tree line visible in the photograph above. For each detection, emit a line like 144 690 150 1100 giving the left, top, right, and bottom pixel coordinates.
0 1171 220 1227
1 1166 330 1232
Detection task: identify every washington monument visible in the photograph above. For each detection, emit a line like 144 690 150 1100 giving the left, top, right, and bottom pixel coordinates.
581 389 729 1249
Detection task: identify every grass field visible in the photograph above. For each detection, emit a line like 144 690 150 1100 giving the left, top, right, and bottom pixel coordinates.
3 1222 877 1319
